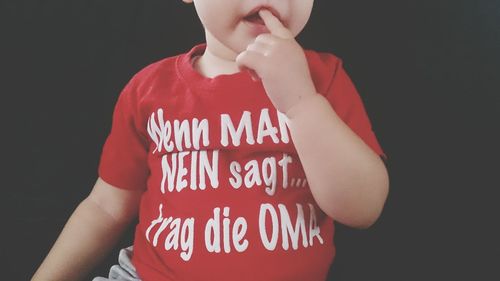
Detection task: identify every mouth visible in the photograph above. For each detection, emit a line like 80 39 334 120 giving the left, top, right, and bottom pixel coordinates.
243 11 265 25
243 6 282 26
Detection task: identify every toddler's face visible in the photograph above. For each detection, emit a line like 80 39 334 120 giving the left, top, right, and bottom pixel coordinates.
183 0 314 57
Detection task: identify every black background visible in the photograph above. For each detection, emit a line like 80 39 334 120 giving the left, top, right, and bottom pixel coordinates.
1 0 498 280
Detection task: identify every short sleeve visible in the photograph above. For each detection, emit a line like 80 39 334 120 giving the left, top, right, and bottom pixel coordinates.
325 59 387 160
98 78 149 190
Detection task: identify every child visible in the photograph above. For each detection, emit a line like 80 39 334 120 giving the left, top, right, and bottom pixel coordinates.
32 0 389 280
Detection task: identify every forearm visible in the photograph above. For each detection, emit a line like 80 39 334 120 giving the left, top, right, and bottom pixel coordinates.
286 93 389 229
32 198 132 281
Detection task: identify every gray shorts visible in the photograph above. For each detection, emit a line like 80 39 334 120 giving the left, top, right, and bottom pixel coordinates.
93 246 141 281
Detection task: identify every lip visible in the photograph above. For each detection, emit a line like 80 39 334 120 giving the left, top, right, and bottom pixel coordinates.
243 5 283 23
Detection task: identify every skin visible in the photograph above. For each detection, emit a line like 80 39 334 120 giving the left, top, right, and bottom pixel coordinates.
32 1 389 280
184 0 390 227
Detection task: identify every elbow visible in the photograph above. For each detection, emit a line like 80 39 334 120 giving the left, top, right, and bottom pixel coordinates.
333 205 385 230
348 207 384 230
326 165 390 229
352 166 390 229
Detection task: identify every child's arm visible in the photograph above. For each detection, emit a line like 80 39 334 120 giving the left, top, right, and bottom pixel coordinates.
236 10 389 229
31 177 143 281
286 94 389 229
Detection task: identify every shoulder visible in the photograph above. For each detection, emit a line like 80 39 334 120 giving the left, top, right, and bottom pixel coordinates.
304 49 344 95
115 52 187 107
127 54 182 92
304 49 343 72
110 53 185 117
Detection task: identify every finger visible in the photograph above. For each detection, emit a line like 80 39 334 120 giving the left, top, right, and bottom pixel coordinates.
255 33 276 45
236 50 266 78
246 41 271 56
258 9 293 39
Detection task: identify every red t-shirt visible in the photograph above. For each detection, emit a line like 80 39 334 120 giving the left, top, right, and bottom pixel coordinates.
98 44 385 281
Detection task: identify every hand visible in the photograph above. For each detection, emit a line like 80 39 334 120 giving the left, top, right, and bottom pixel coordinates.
236 9 317 114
